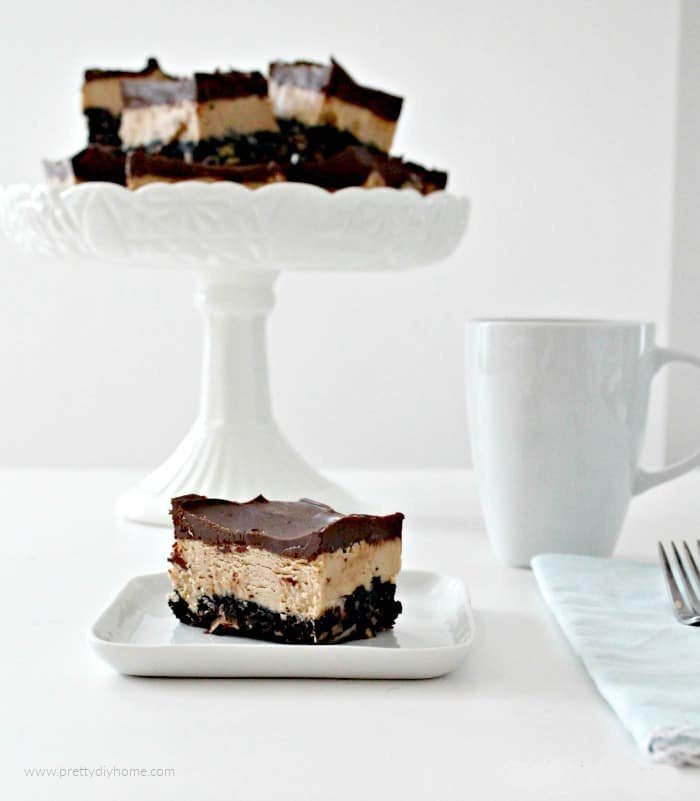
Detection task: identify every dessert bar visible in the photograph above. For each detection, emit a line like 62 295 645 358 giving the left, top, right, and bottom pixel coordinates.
82 57 169 147
120 70 280 164
168 494 403 644
48 55 449 193
269 58 402 154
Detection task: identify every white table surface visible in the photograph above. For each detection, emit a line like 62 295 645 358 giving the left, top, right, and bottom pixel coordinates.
3 467 699 800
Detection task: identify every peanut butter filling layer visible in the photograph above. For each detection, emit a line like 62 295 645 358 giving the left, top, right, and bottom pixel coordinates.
169 537 401 620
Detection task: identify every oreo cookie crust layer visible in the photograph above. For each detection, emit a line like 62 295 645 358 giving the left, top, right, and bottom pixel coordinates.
168 495 403 644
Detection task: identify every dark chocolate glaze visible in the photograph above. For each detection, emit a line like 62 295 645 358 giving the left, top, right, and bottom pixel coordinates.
170 494 403 559
122 70 269 109
44 145 126 186
289 144 377 189
195 70 269 102
291 145 447 194
327 59 403 122
84 57 164 83
269 58 403 122
126 150 283 185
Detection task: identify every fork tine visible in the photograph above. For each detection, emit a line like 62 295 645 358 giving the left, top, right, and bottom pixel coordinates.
659 542 692 621
671 542 700 614
683 541 700 587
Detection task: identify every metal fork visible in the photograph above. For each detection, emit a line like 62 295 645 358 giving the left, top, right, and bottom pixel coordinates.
658 541 700 626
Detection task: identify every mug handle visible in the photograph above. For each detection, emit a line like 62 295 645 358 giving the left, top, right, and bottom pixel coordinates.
634 347 700 495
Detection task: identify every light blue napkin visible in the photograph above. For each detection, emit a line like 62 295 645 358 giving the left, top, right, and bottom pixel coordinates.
532 554 700 766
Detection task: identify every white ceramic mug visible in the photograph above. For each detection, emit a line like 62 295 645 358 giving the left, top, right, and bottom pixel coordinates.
467 319 700 567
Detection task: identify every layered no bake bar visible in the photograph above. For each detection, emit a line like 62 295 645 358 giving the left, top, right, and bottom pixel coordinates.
82 57 169 147
120 70 280 163
269 58 403 154
48 56 448 193
168 494 403 644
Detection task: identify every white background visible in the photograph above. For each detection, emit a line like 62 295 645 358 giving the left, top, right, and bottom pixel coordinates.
0 0 689 470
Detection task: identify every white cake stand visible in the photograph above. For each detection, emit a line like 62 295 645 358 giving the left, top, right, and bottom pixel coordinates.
1 181 469 525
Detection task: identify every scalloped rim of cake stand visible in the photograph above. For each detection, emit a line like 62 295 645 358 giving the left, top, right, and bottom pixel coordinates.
0 181 470 273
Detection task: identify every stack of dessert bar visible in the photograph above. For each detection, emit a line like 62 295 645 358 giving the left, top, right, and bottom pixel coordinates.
45 57 447 194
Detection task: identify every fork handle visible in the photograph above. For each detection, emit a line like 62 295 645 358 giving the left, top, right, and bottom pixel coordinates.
634 347 700 494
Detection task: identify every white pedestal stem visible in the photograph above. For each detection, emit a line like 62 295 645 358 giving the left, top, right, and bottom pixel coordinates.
115 271 355 527
197 273 276 429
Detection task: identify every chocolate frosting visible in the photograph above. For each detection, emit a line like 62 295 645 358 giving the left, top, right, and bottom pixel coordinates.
269 58 403 122
289 145 377 189
327 59 403 122
171 494 403 559
195 70 269 102
127 150 283 184
44 145 126 186
291 145 447 193
84 57 164 83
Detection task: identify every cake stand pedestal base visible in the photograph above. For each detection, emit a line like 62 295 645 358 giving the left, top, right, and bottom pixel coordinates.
115 271 355 526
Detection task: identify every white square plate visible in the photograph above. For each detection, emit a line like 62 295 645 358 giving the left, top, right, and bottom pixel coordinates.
90 570 474 679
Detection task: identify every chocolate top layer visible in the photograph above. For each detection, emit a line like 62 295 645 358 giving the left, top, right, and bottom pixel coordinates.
44 145 126 186
327 59 403 122
171 494 403 559
122 70 269 109
84 57 164 83
127 150 283 185
195 70 269 102
291 145 447 193
290 145 378 189
269 58 403 122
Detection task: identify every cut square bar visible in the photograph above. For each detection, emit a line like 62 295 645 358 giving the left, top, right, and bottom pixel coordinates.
82 57 170 147
168 494 403 644
119 70 280 163
269 58 403 153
